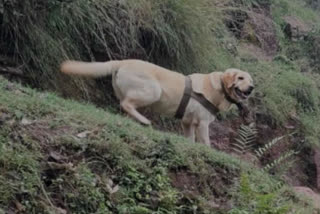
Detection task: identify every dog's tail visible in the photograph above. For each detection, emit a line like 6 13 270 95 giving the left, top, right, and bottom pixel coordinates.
60 60 121 78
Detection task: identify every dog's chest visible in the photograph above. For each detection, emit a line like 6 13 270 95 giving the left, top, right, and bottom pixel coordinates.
218 99 233 111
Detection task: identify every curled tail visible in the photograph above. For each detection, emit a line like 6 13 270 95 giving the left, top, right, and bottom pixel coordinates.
60 60 121 78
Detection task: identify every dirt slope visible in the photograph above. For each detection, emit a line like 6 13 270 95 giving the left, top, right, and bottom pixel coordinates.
0 77 317 213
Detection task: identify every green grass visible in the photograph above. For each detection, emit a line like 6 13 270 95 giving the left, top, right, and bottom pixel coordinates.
0 77 315 213
1 0 225 89
272 0 320 25
206 0 320 147
1 0 320 211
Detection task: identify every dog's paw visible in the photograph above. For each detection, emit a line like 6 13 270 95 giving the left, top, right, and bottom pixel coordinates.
141 120 151 126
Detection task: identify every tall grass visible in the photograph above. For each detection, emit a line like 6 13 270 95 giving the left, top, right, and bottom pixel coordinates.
1 0 225 92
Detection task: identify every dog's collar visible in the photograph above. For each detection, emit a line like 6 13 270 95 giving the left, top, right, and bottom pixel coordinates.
220 80 244 111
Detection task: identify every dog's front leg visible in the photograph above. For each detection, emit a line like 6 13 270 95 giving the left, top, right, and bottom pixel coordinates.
196 122 210 146
182 122 196 143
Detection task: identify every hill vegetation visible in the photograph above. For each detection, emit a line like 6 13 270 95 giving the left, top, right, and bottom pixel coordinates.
0 75 314 213
1 0 320 213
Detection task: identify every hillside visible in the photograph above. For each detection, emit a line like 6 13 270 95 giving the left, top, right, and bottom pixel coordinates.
1 0 320 213
0 76 316 213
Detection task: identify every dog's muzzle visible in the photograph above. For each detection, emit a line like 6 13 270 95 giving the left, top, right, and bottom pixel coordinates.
244 86 254 96
235 85 254 99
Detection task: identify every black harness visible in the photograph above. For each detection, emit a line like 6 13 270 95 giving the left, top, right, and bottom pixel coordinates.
175 76 243 119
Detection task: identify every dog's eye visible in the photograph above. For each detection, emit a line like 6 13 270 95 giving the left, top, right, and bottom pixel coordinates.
238 77 244 80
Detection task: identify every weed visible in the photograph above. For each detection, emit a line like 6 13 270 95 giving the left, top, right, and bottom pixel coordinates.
229 173 290 214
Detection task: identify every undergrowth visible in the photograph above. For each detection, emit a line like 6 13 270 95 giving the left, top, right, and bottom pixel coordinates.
0 77 314 213
229 173 300 214
0 0 320 212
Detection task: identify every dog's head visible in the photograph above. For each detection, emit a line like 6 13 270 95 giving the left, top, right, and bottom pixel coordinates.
221 68 254 102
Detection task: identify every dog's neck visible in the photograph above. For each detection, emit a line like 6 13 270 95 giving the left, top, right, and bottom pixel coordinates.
204 72 243 111
198 73 228 111
219 77 243 110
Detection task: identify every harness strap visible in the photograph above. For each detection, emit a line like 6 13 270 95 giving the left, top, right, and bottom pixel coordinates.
175 76 220 119
190 91 219 115
175 76 192 119
175 76 244 119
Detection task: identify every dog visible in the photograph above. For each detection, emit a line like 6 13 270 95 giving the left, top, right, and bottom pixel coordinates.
60 59 254 146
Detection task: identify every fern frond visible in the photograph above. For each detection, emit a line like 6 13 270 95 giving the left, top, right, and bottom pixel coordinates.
232 124 257 154
263 150 298 171
255 133 295 158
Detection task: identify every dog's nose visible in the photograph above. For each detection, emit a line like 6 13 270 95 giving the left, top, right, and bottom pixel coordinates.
245 86 254 96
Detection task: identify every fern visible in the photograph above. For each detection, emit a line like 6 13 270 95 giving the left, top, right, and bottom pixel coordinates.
255 135 286 158
263 150 298 172
232 123 257 154
254 133 298 172
254 132 296 158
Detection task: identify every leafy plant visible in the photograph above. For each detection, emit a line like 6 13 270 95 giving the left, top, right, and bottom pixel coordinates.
254 134 298 172
229 173 290 214
232 123 257 154
255 135 286 158
263 150 298 172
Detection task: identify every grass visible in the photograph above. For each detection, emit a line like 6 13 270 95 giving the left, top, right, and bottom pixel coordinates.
1 0 224 89
209 0 320 147
237 59 320 146
1 0 320 211
0 76 315 213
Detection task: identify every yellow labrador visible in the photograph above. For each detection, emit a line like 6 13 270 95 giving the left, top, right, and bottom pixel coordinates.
61 59 254 145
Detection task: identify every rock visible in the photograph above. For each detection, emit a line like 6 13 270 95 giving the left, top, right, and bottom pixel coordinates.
283 16 312 41
293 186 320 209
49 151 64 162
53 207 67 214
241 10 279 57
21 118 33 125
76 130 91 138
226 6 279 60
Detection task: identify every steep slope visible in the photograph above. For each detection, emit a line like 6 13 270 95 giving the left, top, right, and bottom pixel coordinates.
1 0 320 213
0 77 316 213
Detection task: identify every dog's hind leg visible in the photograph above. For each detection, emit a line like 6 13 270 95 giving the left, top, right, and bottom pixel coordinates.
121 98 151 125
114 69 162 125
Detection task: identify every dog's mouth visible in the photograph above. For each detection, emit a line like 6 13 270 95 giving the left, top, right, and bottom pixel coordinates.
234 86 253 100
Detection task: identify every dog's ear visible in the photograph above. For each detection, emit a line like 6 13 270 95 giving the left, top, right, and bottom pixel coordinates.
222 70 237 89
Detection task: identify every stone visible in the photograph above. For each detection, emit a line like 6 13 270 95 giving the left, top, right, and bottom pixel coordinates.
283 16 312 41
293 186 320 209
